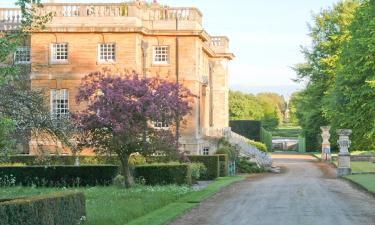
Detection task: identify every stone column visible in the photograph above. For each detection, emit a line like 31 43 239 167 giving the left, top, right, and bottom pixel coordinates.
337 129 352 176
320 126 331 161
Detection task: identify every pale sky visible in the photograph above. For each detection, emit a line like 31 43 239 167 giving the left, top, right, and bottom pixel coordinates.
1 0 339 97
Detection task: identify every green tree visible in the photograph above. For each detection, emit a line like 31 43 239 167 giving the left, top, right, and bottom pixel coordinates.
324 0 375 150
293 0 359 150
229 91 264 120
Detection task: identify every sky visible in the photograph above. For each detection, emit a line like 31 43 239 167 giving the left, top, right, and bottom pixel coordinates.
1 0 339 98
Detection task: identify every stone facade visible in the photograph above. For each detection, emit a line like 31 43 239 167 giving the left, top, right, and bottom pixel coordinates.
0 1 234 155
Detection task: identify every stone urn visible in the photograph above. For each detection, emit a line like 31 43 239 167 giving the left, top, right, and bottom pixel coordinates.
337 129 352 176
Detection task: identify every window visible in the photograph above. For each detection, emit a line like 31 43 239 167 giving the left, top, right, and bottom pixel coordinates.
203 147 209 155
51 89 69 119
98 43 116 62
51 43 68 63
153 114 170 129
153 46 169 64
14 47 31 64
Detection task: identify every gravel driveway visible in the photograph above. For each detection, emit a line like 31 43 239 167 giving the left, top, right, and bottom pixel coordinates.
169 154 375 225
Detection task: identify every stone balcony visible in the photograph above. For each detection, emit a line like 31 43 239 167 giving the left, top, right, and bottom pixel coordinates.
202 127 231 138
0 8 22 31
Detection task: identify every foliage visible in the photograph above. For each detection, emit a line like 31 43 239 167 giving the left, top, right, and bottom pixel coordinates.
236 158 265 173
229 120 262 141
133 164 192 185
129 154 147 166
217 154 229 177
0 165 118 187
323 0 375 150
0 118 16 159
271 126 302 137
188 155 220 180
0 185 192 225
229 91 285 130
293 0 360 150
260 128 273 151
190 163 207 182
74 72 192 187
248 140 268 152
0 191 85 225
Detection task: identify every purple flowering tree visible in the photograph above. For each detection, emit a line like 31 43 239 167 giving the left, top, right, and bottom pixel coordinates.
74 72 192 187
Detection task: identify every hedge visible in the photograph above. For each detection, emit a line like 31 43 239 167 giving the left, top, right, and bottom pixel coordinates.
0 165 118 187
217 154 229 177
229 120 262 141
188 155 220 180
0 191 85 225
8 155 119 166
134 164 191 185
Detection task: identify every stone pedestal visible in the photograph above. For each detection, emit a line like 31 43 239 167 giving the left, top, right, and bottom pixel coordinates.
320 126 331 161
337 129 352 176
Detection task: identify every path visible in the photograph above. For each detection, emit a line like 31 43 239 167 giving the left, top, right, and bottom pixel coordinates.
169 153 375 225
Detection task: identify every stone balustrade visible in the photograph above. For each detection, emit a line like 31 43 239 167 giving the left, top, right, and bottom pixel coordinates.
0 8 22 31
202 127 231 138
204 36 230 54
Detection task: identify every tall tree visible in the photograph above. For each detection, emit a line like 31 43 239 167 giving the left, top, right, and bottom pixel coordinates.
74 72 192 188
325 0 375 150
293 0 359 150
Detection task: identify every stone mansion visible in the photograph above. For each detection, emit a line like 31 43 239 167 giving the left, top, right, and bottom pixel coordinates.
0 1 234 155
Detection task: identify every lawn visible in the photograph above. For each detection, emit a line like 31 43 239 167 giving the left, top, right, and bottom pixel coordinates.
345 174 375 194
271 126 302 137
0 176 244 225
0 185 192 225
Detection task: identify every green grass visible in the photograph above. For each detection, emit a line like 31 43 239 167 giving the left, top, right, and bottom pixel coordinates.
345 174 375 193
0 185 192 225
0 176 244 225
271 126 302 137
129 176 244 225
351 162 375 173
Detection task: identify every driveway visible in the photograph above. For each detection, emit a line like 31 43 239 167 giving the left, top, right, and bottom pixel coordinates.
169 153 375 225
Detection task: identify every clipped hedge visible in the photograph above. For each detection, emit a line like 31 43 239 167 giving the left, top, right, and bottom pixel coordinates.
8 155 120 166
217 154 229 177
0 165 118 187
134 164 192 185
229 120 262 141
0 191 85 225
188 155 220 180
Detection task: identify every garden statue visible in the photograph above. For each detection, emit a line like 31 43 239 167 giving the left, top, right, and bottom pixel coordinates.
337 129 352 176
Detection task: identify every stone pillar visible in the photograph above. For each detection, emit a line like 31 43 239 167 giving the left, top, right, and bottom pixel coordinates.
320 126 331 161
337 129 352 176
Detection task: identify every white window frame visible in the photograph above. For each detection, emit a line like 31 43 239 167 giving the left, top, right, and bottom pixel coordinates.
50 43 69 64
14 47 31 64
50 89 69 119
202 147 209 155
98 43 116 63
152 46 169 65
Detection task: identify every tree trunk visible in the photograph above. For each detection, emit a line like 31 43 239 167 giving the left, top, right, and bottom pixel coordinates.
121 154 134 188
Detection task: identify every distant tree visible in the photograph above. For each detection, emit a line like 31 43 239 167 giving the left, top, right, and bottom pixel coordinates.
229 91 264 120
74 72 192 188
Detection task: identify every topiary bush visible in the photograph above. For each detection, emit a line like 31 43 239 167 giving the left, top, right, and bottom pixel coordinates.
134 164 192 185
190 163 207 182
248 140 268 152
188 155 220 180
0 165 118 187
0 191 86 225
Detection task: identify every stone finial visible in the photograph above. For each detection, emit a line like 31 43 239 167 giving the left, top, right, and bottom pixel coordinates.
337 129 352 176
320 126 331 161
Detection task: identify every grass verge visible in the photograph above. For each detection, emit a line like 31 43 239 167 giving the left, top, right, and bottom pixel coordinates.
128 176 244 225
344 174 375 194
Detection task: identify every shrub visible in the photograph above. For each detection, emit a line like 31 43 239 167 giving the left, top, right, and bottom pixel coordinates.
0 191 85 225
248 140 268 152
217 154 229 177
129 154 146 166
236 158 265 173
0 165 118 187
113 174 125 188
188 155 220 180
190 163 207 182
134 164 192 185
